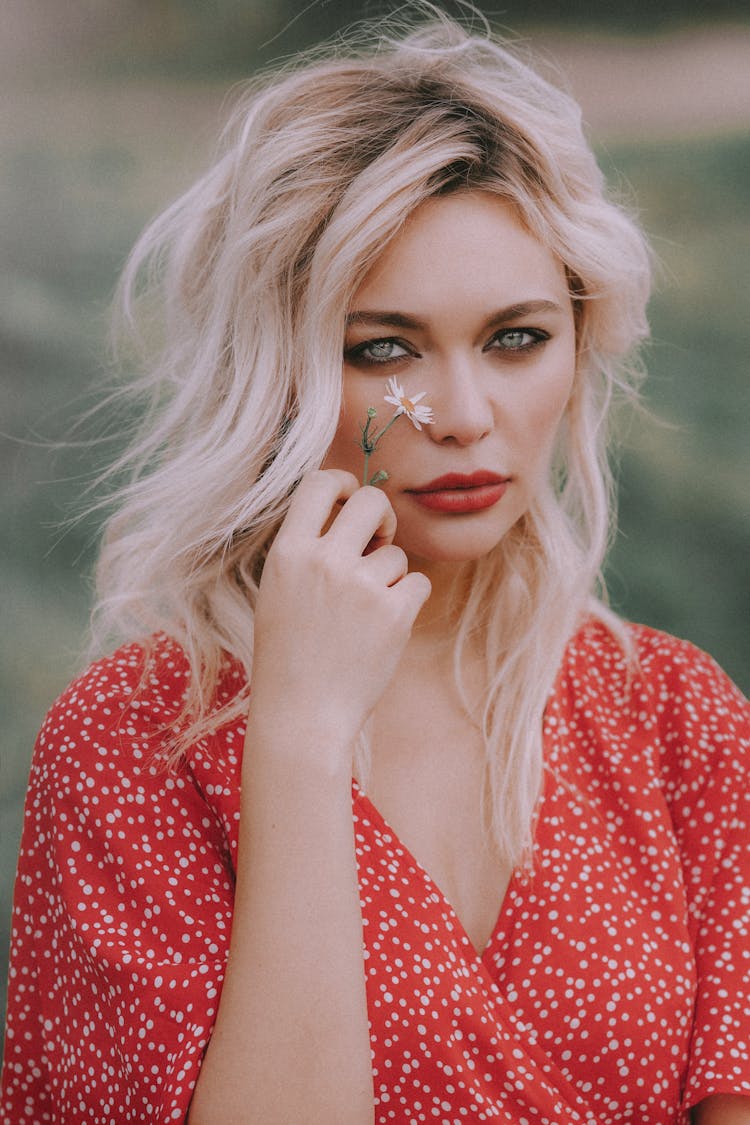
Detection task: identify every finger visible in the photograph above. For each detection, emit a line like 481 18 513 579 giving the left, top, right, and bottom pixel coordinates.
392 571 432 621
278 469 360 540
324 484 397 556
361 544 409 587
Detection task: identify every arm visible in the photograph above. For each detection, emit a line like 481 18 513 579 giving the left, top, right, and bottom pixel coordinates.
0 640 237 1123
189 731 373 1124
188 471 430 1124
693 1096 750 1124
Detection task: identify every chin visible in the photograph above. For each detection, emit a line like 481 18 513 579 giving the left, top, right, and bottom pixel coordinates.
395 524 515 567
391 497 526 567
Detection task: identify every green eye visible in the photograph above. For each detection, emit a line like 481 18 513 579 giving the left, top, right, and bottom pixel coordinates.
345 338 414 365
501 330 532 348
486 328 549 353
366 340 405 359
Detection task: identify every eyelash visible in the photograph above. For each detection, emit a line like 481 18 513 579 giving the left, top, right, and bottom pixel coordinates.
485 328 550 353
344 338 416 366
344 328 550 367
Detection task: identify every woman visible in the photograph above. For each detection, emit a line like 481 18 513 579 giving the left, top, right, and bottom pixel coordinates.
1 13 748 1125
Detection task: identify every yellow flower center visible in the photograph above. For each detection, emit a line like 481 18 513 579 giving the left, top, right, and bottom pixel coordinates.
400 396 416 412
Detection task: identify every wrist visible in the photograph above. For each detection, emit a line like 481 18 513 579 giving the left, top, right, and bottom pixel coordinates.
243 709 356 784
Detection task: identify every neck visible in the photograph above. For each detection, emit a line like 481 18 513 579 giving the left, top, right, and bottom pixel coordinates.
407 557 476 643
387 556 488 721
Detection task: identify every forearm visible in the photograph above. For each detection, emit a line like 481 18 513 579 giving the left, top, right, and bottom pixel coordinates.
188 726 374 1124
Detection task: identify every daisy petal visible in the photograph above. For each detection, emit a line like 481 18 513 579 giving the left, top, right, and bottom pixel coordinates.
382 380 434 429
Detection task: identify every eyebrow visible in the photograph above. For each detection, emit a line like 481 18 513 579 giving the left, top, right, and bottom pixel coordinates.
345 300 565 331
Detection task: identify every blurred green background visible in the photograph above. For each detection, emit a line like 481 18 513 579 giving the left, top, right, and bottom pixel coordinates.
2 1 749 1041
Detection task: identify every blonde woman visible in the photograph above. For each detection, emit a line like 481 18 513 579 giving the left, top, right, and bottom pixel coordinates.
2 14 748 1125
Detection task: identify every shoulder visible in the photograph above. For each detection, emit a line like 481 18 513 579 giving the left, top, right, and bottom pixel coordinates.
631 623 748 748
26 635 246 859
24 639 192 833
32 635 247 818
566 616 747 718
40 632 247 744
627 620 745 700
559 616 749 789
34 633 248 787
36 634 193 765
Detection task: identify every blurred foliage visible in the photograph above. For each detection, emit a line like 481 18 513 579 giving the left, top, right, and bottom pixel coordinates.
1 0 749 1049
105 0 750 76
601 135 750 679
7 0 750 84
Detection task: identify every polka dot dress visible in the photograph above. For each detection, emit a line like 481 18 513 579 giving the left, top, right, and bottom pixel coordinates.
1 622 749 1123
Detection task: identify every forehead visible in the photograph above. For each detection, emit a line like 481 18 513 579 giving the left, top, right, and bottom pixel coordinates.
350 191 568 311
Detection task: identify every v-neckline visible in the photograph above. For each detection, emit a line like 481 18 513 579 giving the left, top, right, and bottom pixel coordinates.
352 777 534 962
350 649 566 961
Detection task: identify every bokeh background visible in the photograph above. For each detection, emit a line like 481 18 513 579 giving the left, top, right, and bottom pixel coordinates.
2 0 749 1041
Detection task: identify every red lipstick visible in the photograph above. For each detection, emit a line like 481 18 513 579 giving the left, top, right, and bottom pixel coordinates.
406 471 510 513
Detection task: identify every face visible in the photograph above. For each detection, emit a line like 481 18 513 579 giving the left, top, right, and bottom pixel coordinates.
323 191 577 569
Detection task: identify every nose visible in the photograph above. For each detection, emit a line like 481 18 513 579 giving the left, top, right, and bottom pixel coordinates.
426 356 494 446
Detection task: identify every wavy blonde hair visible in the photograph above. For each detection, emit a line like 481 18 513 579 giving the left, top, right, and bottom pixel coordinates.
95 12 651 863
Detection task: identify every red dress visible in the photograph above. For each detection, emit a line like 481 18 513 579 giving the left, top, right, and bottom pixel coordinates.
2 621 749 1123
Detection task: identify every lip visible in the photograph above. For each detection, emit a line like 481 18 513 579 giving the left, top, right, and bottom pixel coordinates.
406 471 511 513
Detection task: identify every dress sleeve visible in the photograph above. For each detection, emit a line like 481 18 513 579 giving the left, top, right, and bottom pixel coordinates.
644 635 750 1108
0 644 236 1124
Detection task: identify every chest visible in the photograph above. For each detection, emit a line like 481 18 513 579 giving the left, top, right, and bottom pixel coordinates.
363 685 513 956
352 760 697 1124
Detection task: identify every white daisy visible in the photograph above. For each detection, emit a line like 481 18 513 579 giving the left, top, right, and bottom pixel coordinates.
383 377 435 430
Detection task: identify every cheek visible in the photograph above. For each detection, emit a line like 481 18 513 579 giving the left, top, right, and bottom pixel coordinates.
321 386 370 472
321 426 355 473
517 365 575 457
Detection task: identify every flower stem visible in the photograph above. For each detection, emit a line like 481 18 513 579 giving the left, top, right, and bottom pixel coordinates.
359 408 378 485
358 406 404 487
361 414 400 484
376 414 400 442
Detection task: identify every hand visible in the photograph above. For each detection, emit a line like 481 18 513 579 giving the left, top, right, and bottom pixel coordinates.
249 470 431 767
